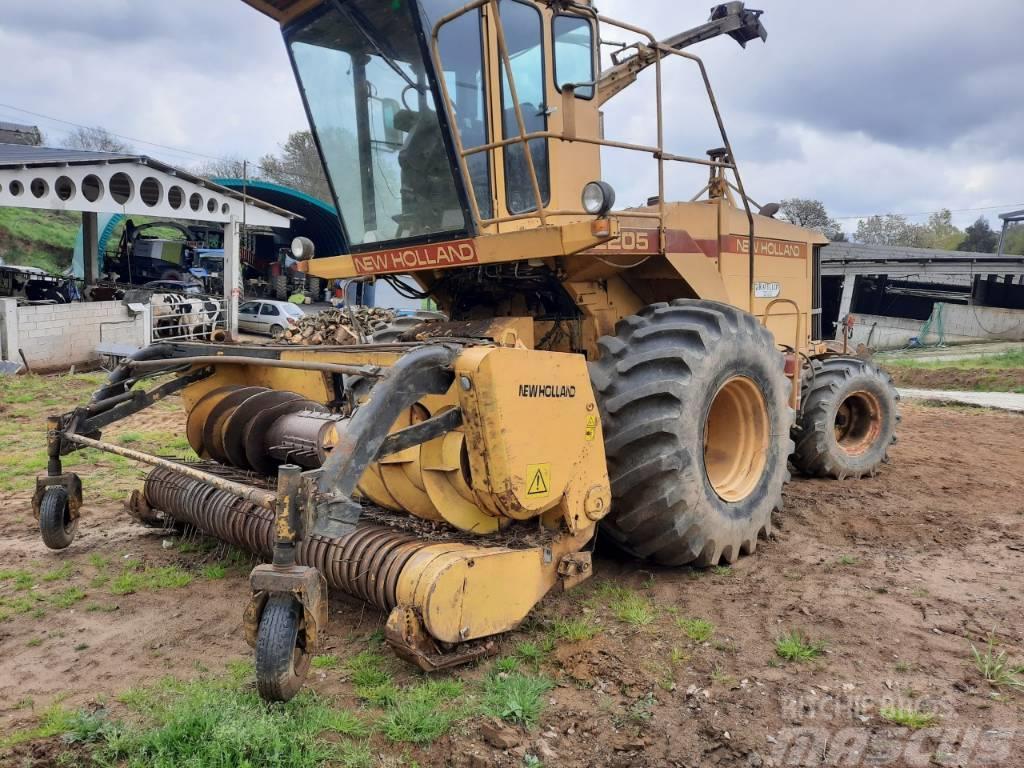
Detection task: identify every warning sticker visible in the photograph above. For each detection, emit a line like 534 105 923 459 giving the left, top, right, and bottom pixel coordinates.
584 415 598 442
526 463 551 496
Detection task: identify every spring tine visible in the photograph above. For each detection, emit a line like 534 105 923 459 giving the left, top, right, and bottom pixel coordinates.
142 468 429 611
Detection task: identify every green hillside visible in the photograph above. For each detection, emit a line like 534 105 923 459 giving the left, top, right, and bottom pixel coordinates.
0 209 193 276
0 208 80 274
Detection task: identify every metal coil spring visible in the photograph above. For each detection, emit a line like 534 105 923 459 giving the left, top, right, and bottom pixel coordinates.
144 467 427 611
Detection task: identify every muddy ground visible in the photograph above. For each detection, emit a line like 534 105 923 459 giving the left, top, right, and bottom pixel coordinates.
1 396 1023 767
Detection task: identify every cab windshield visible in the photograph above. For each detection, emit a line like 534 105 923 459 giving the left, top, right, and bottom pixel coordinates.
287 0 480 248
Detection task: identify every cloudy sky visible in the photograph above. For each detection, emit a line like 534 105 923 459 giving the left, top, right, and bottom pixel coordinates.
2 0 1022 234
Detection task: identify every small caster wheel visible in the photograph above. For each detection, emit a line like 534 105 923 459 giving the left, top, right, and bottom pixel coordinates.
255 594 311 702
39 486 77 550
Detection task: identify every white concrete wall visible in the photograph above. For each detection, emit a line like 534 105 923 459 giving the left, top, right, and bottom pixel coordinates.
846 303 1024 351
0 300 150 371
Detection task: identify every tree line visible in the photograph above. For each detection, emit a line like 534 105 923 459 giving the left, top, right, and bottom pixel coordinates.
774 198 1016 254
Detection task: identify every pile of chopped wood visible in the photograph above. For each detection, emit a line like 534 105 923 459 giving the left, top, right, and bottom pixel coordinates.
280 307 397 345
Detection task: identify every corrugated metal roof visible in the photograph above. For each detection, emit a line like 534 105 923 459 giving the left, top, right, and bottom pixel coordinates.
0 121 40 133
215 178 345 253
823 241 1010 262
0 142 139 167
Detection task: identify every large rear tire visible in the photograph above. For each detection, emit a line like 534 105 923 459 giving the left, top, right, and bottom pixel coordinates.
791 357 899 479
591 300 793 566
271 275 288 301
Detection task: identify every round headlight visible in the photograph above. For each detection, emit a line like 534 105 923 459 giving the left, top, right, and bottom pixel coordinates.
291 236 315 261
582 181 616 216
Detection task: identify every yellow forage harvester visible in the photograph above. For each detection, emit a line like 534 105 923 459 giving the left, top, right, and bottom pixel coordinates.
37 0 898 701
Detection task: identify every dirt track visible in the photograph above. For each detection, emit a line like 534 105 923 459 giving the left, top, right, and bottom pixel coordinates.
2 403 1023 767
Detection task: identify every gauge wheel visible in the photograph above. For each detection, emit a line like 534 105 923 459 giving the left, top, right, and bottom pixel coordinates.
39 486 77 550
255 594 311 702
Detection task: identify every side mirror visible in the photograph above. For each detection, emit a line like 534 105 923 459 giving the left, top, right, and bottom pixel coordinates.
381 98 404 145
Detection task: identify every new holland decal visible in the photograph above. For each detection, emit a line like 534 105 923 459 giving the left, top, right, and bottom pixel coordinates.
352 239 479 275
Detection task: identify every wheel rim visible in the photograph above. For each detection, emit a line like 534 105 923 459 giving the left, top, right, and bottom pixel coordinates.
833 390 882 456
703 376 770 503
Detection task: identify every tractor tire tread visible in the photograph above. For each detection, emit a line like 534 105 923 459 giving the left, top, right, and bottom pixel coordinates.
592 299 793 567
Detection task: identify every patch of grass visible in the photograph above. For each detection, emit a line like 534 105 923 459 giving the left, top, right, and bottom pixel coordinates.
971 635 1024 691
117 432 145 444
676 617 715 643
348 651 398 707
13 571 36 590
338 741 374 768
494 656 521 674
110 565 192 595
202 564 227 580
879 706 938 730
88 554 110 571
515 639 554 666
710 664 735 687
49 587 86 608
621 692 656 726
85 603 119 613
836 554 858 566
311 654 340 670
0 703 100 750
41 562 74 583
481 672 554 729
883 349 1024 370
551 616 600 642
611 591 656 628
0 593 45 621
93 670 369 767
711 565 733 576
26 637 43 647
775 630 827 662
379 679 466 744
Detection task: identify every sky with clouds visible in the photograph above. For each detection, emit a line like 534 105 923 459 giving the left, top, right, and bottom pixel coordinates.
2 0 1022 234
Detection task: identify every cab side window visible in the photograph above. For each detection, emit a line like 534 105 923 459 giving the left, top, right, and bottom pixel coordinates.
553 14 595 99
500 0 550 215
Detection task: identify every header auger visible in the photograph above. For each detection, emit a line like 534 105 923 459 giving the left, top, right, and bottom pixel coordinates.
36 0 898 701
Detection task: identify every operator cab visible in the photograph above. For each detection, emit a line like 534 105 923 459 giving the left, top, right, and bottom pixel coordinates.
284 0 600 253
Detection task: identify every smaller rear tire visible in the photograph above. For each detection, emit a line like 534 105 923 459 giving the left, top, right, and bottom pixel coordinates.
269 324 285 340
40 486 77 550
255 594 311 702
791 356 900 479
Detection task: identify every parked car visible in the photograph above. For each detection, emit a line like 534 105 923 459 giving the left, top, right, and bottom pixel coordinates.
238 299 305 338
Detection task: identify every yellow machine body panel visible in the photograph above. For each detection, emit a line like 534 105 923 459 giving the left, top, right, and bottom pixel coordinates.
180 344 611 536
